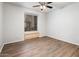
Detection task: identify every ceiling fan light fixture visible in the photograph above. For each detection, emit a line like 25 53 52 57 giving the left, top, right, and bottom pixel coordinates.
33 2 53 12
43 5 46 9
40 6 43 9
40 5 47 12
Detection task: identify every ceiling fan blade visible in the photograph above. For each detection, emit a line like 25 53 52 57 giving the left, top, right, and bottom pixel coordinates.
32 5 40 7
47 2 52 4
46 6 53 8
39 2 42 4
39 2 45 5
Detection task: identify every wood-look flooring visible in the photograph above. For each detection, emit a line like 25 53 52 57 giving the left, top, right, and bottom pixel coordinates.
0 36 79 57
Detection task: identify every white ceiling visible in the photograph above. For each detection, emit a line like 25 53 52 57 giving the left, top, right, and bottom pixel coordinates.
8 2 75 13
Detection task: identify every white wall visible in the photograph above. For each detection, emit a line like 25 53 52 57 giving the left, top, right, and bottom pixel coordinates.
4 2 79 46
47 3 79 45
3 3 46 44
0 3 3 52
38 13 46 36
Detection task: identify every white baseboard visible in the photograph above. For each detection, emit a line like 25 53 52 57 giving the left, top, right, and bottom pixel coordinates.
0 44 4 53
47 35 79 46
4 39 24 45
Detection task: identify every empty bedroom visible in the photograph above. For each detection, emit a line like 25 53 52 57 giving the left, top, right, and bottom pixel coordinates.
0 2 79 57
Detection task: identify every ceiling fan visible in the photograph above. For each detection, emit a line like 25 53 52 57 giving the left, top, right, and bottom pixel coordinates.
32 2 53 11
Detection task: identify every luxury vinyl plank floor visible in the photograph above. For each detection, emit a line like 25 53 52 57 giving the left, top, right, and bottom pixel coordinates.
0 36 79 57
